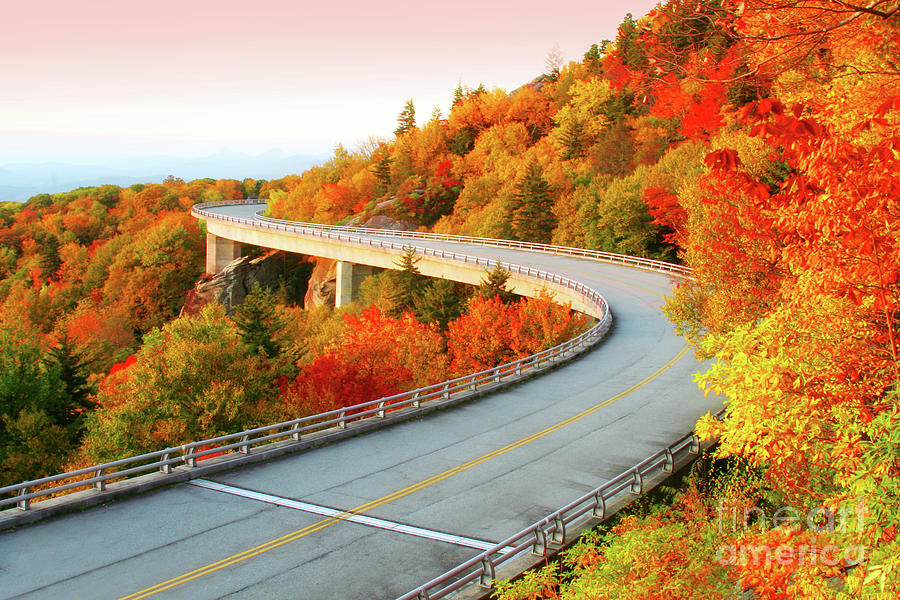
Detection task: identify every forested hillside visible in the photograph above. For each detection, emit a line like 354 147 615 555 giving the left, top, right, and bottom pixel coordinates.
0 180 585 488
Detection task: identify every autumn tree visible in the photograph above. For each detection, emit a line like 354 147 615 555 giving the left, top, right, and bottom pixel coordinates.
279 307 449 415
82 304 276 461
0 321 77 485
447 292 587 373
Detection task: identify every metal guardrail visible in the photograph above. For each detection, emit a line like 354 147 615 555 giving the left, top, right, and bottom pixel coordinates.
0 322 609 510
0 199 686 514
396 409 726 600
192 200 610 318
193 199 691 278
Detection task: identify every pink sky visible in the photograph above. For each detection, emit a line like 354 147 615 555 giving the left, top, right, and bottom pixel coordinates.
1 0 659 163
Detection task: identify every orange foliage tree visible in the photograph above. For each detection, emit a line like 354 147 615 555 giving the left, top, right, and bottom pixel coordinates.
279 307 450 415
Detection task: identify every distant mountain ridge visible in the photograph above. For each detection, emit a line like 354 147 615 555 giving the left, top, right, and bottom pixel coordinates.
0 149 329 202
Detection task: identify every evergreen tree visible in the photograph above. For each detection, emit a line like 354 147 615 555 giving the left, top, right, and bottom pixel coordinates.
583 43 603 75
232 283 285 358
452 83 465 107
477 265 516 303
394 99 416 137
43 334 94 434
511 161 557 243
373 148 393 197
388 246 428 318
417 279 469 329
559 120 587 160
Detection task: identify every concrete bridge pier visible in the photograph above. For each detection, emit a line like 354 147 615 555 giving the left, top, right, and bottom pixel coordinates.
336 261 377 307
206 233 242 275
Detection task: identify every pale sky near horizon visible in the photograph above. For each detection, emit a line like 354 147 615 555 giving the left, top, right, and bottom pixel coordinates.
1 0 658 165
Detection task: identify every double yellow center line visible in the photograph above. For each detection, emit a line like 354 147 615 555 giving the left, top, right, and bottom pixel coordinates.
120 342 690 599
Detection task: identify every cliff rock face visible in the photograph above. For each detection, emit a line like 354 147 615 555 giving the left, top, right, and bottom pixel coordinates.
182 252 300 315
357 214 417 231
302 214 415 308
344 203 417 231
303 258 337 308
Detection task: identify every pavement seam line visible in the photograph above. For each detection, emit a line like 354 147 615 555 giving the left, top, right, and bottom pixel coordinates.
119 342 690 600
188 479 517 553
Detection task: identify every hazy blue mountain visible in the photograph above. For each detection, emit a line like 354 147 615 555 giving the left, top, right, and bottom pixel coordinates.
0 149 330 202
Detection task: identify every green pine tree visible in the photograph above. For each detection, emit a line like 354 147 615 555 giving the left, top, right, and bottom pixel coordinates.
394 99 416 137
559 120 587 160
477 265 516 303
43 333 94 434
373 148 393 197
583 44 603 75
388 246 428 318
452 83 465 107
232 283 285 358
511 161 557 243
416 279 469 328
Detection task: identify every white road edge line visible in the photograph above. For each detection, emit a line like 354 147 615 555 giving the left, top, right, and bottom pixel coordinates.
189 479 515 554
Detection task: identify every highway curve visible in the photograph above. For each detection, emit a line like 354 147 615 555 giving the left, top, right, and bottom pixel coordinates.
0 205 719 600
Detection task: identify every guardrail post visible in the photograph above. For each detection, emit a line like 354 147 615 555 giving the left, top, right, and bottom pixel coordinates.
479 557 496 588
377 401 386 418
17 487 30 510
591 493 606 520
160 453 173 473
469 378 477 391
185 447 197 468
239 435 250 454
411 391 421 408
339 410 347 429
415 590 431 600
290 423 302 441
442 383 450 399
531 529 547 556
492 367 501 383
664 448 675 473
551 517 566 545
631 470 644 495
690 434 701 454
93 468 105 491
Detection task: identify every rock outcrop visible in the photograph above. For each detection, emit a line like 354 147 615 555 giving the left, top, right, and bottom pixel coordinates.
303 258 337 308
344 201 418 231
181 251 305 315
302 213 415 308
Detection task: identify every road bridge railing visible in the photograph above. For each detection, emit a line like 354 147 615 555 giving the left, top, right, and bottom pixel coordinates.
191 200 691 278
395 409 726 600
0 318 608 513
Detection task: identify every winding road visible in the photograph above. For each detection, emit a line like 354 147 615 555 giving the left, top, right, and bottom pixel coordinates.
0 203 719 600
